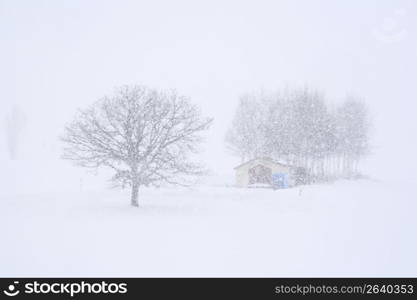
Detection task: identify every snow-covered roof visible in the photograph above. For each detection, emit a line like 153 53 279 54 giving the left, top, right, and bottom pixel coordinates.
233 157 291 170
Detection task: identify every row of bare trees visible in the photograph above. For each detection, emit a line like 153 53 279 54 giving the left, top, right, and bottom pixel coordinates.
226 87 371 183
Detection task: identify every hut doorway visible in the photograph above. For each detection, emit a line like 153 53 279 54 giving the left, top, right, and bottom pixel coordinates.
248 164 272 185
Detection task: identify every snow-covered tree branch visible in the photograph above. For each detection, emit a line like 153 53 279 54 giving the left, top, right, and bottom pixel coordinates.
62 85 213 206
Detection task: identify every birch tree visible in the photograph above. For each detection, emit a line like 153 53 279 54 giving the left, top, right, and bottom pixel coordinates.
225 94 270 161
335 97 370 177
62 85 212 207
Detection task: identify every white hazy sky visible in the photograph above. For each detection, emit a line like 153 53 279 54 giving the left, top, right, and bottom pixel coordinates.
1 0 417 192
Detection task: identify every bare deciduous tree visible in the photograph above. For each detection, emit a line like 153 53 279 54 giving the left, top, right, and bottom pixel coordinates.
62 85 212 207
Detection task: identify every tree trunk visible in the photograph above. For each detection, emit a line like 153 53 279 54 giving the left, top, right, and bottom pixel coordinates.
131 182 139 207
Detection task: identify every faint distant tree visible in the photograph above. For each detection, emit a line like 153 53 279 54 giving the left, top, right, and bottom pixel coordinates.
5 105 26 160
61 85 212 207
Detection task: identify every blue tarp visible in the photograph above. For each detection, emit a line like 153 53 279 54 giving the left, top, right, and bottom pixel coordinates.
272 173 288 189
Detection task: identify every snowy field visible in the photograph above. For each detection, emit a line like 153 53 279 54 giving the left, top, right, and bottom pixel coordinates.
1 179 416 277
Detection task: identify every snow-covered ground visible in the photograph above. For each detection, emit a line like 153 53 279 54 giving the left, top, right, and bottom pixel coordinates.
2 0 417 279
1 179 416 277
